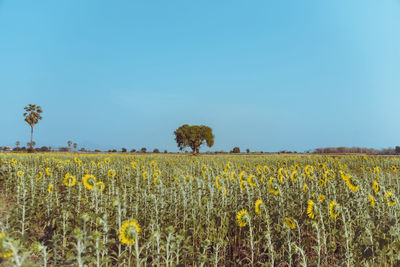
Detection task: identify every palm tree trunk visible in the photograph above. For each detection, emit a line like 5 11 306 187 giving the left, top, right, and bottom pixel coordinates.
30 126 33 149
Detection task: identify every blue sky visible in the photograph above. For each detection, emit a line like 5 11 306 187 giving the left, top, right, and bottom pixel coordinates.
1 0 399 152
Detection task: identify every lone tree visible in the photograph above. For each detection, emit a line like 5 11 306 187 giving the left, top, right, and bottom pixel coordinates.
174 124 214 154
23 104 43 150
231 147 240 153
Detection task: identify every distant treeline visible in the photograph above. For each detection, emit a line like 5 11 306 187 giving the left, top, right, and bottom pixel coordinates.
313 146 400 155
2 146 400 155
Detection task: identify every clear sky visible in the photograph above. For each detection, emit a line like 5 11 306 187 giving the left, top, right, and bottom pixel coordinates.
1 0 399 152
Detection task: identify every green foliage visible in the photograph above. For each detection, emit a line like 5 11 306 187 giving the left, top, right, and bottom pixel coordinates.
173 124 214 153
231 147 240 153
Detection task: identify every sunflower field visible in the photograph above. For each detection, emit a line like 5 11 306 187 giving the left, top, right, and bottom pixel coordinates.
0 153 399 266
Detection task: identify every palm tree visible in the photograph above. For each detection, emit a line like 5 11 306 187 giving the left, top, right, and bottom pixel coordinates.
23 104 43 150
68 140 72 152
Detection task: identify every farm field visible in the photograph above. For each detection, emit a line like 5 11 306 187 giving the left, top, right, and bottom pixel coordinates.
0 153 399 266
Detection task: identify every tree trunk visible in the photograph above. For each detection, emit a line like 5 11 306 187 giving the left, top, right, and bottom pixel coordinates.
30 126 33 149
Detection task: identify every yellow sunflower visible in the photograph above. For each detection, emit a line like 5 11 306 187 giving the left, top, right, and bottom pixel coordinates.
64 173 77 187
372 180 379 194
392 166 397 172
230 171 236 181
108 169 116 178
95 181 105 192
153 169 161 179
345 177 359 192
304 165 314 178
131 162 137 170
17 170 24 177
284 217 296 230
324 170 336 180
236 209 249 227
307 200 315 219
303 183 308 193
247 174 257 187
385 191 397 207
119 220 141 245
329 201 340 219
83 174 96 190
215 176 221 188
48 184 54 193
368 195 375 207
290 170 298 182
239 179 247 191
45 167 51 176
35 171 43 181
104 158 110 164
267 177 280 195
150 160 157 168
255 199 263 215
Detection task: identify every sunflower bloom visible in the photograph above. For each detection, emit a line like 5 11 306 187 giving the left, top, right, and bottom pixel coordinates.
267 177 280 195
303 183 308 193
150 160 157 168
345 177 359 192
108 169 116 178
45 167 51 176
230 171 236 181
307 200 315 219
131 162 137 170
305 165 314 178
48 184 54 193
385 191 397 206
318 194 326 203
392 166 397 172
284 217 296 230
83 174 96 190
236 209 249 227
368 195 375 207
64 173 77 187
36 171 43 181
119 220 141 245
239 179 247 191
329 201 340 219
247 174 257 187
95 181 105 192
255 199 263 215
17 171 24 177
372 180 379 194
290 170 298 182
324 170 336 180
153 169 161 179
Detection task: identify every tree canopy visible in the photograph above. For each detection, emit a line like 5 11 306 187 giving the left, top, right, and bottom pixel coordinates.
174 124 214 153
